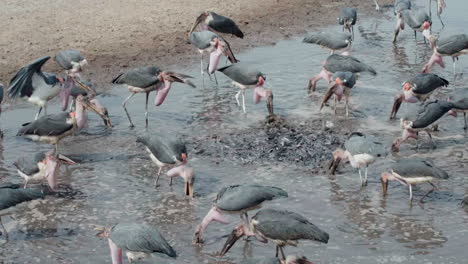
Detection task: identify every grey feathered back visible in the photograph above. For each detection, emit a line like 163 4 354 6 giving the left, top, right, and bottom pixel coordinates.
215 184 288 212
136 135 186 164
392 158 449 179
218 63 265 85
411 100 454 128
109 223 176 258
325 54 377 75
54 49 85 70
0 184 47 210
252 208 329 244
344 132 386 157
112 66 161 88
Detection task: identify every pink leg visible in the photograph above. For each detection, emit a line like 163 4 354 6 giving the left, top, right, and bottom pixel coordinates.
193 206 229 243
108 239 123 264
308 69 331 93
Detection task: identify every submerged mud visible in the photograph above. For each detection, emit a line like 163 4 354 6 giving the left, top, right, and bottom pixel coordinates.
189 116 342 169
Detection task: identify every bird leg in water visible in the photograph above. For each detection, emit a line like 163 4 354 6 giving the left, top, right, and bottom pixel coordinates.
122 93 136 127
275 245 287 260
364 167 368 186
35 107 43 120
154 167 162 187
235 90 241 107
0 218 8 241
464 113 467 130
145 92 149 128
408 184 413 202
426 130 435 149
359 169 363 186
420 182 437 203
242 90 246 113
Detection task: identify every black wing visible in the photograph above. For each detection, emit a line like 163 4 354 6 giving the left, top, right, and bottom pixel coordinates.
209 12 244 38
8 56 50 98
112 66 161 88
17 112 73 137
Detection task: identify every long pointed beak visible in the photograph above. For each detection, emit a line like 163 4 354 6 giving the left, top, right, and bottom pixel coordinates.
84 100 113 128
267 93 274 116
74 78 96 97
219 229 242 256
185 181 194 197
320 81 337 110
58 154 77 165
189 14 204 33
381 178 388 196
390 96 403 119
329 157 341 175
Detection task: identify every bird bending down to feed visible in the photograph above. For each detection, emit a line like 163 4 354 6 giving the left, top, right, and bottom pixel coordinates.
188 30 238 81
381 158 449 202
217 63 274 115
390 73 449 119
190 11 244 38
428 0 446 27
319 71 356 116
422 34 468 74
394 9 431 43
14 151 76 190
447 89 468 130
95 223 176 264
392 0 412 42
17 95 111 153
308 54 376 93
0 183 50 241
7 56 68 120
329 132 386 186
241 256 314 264
338 8 357 39
219 208 329 260
112 67 195 127
193 184 288 244
303 32 352 55
136 135 193 194
391 100 456 152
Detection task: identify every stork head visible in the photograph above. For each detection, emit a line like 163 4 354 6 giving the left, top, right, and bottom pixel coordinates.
78 96 112 127
190 11 209 33
44 151 76 190
219 224 246 256
329 148 348 175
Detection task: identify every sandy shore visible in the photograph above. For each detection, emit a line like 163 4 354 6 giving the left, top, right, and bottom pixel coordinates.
0 0 391 93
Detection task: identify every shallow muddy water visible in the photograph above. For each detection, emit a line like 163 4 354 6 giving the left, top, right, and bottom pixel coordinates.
1 0 468 263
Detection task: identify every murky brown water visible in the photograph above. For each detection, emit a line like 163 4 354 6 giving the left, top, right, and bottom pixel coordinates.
1 0 468 263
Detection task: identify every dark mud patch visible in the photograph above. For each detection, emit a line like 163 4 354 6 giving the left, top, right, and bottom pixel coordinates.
188 115 343 169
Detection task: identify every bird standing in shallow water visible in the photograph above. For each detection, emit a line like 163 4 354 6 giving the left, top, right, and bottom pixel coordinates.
193 184 288 244
190 11 244 38
112 67 195 127
219 208 329 260
391 100 456 152
14 151 76 190
390 73 449 119
8 56 67 120
217 63 274 115
96 223 176 264
0 183 50 241
381 158 449 202
329 132 386 186
136 135 194 195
